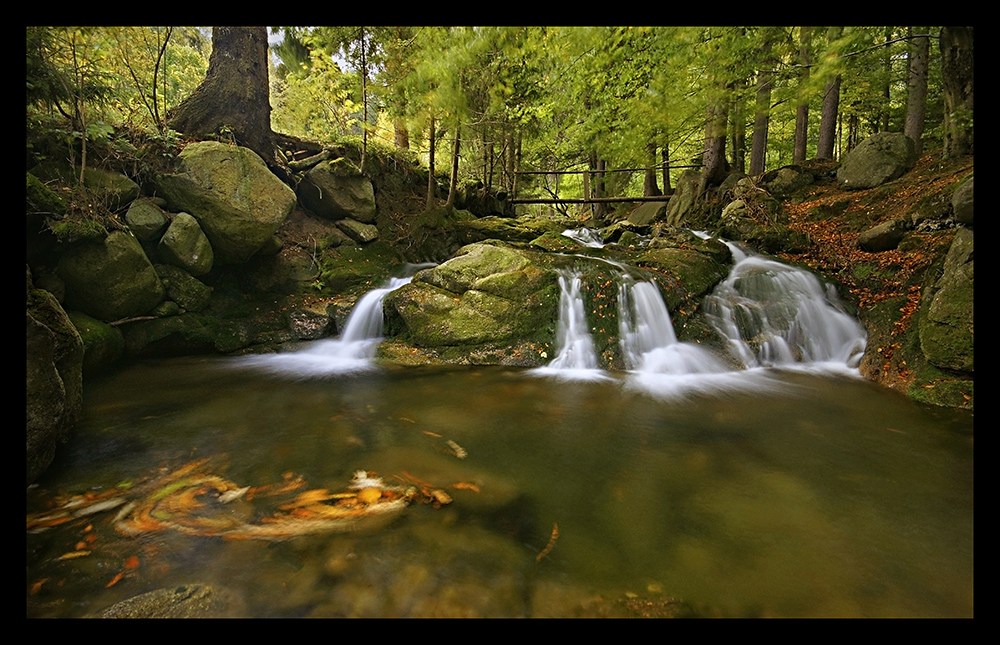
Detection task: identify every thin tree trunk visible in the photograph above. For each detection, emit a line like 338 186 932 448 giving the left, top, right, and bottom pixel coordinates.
445 123 461 208
729 83 746 174
359 26 368 172
904 27 930 157
661 143 672 194
643 142 661 196
793 26 812 164
426 116 436 209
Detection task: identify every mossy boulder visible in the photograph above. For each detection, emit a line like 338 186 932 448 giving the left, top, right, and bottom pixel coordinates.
918 227 973 372
153 141 296 264
297 157 377 223
67 311 125 375
27 277 84 485
837 132 917 190
56 230 165 322
383 243 560 357
158 212 214 276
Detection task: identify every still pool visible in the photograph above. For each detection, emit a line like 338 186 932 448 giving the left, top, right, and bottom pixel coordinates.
26 357 973 618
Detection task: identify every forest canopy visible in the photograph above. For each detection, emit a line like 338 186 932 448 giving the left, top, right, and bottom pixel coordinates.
26 26 971 202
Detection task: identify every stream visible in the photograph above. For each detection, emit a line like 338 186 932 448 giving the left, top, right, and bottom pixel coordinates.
26 239 973 618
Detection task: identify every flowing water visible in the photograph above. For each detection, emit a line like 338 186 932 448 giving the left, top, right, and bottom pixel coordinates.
26 253 974 618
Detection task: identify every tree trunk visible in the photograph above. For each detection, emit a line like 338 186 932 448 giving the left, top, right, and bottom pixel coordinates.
880 27 893 132
817 76 842 159
699 100 728 196
749 56 773 175
168 26 275 165
445 124 461 209
729 83 746 174
661 143 672 194
643 142 661 196
426 116 436 209
940 26 974 158
904 27 930 157
793 27 812 164
504 128 515 196
394 118 409 150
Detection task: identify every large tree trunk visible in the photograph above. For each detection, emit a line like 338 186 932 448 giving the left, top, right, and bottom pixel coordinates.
793 27 812 164
168 26 275 165
904 27 930 157
940 26 974 158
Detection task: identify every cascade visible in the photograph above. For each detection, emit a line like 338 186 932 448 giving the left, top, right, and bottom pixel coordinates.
236 265 432 377
562 228 605 248
532 269 610 381
701 254 867 373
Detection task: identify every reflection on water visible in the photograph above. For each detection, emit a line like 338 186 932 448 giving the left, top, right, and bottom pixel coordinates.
26 358 973 618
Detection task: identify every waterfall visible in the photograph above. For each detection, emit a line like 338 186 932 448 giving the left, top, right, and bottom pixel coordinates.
702 254 867 373
236 266 432 378
532 269 610 381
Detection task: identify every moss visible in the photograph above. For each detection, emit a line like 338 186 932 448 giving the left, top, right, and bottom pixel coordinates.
48 217 109 243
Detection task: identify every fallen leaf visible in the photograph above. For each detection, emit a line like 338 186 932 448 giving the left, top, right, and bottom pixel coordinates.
56 551 91 561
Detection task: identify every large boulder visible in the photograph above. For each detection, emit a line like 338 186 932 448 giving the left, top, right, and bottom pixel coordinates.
297 157 377 223
837 132 917 190
385 243 557 348
918 227 973 372
27 273 84 485
154 141 296 264
56 230 165 322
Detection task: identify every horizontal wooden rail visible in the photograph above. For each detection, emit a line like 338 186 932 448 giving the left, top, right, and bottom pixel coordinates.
516 164 700 176
510 195 671 204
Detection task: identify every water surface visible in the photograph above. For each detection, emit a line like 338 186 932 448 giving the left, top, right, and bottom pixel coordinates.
26 358 973 618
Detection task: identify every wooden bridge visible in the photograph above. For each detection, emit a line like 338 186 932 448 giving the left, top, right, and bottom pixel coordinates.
506 164 698 205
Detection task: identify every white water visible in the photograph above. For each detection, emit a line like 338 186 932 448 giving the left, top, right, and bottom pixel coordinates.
535 232 866 396
702 254 867 374
237 275 415 378
562 228 605 248
532 270 612 381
